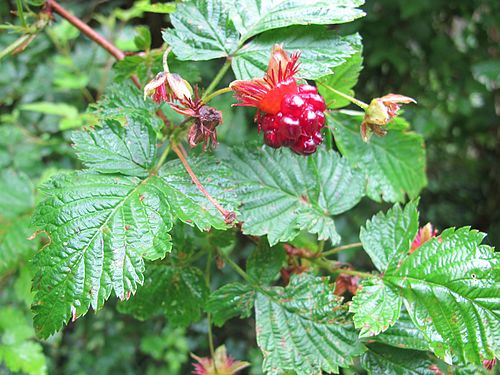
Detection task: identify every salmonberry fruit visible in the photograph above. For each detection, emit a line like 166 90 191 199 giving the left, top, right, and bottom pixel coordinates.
257 83 327 155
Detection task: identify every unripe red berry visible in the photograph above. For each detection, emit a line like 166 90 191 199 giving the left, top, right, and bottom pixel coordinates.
278 115 301 141
303 93 326 112
291 136 317 155
281 94 306 117
316 111 326 128
300 108 319 134
264 130 282 148
298 84 318 95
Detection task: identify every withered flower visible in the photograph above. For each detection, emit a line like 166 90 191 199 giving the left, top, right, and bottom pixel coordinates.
361 94 416 142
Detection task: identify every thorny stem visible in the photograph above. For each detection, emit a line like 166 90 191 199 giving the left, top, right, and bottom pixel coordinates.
202 58 232 99
47 0 140 88
171 142 235 224
47 0 231 221
203 87 232 104
319 82 369 110
322 242 363 257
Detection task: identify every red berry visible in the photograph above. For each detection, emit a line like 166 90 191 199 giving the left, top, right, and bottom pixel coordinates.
264 130 282 148
281 94 306 117
298 84 318 95
303 93 326 112
278 115 301 141
313 131 323 144
300 108 319 134
316 111 326 128
291 136 317 155
260 114 277 132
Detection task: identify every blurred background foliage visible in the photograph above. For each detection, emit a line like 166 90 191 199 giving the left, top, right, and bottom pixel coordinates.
0 0 498 374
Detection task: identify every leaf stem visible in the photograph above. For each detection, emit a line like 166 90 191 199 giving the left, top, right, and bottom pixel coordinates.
319 82 369 110
322 242 363 257
203 87 232 104
312 258 375 279
202 58 232 99
151 143 171 174
217 250 253 285
16 0 27 27
205 250 216 361
170 142 235 224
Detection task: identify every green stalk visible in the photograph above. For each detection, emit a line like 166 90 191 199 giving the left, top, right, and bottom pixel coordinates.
151 143 171 174
322 242 363 257
202 58 232 99
202 87 232 104
16 0 27 27
320 83 369 110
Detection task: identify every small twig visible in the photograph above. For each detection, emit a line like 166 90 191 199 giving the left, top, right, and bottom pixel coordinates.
322 242 363 257
171 142 235 224
318 82 369 110
202 58 232 99
203 87 232 104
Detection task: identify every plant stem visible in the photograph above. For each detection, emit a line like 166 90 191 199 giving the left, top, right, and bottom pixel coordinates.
203 87 232 104
0 34 31 61
319 82 369 110
16 0 27 27
217 250 253 285
336 268 375 278
171 142 235 223
202 58 232 99
151 144 171 174
322 242 363 257
205 250 216 361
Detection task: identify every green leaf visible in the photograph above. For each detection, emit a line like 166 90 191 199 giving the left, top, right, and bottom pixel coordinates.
385 227 500 365
72 116 157 177
255 273 365 374
330 112 427 202
91 82 163 131
360 201 419 272
134 26 152 50
318 50 363 108
0 216 35 274
225 146 364 245
162 0 239 61
31 172 173 338
0 169 34 219
158 156 238 231
374 309 430 351
20 101 79 118
230 0 365 42
247 241 285 283
31 155 236 338
232 28 361 80
118 263 208 327
350 278 402 337
362 202 500 365
0 308 47 375
205 282 255 326
361 343 438 375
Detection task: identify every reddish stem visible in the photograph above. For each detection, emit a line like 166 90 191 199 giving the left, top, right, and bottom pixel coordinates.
171 142 235 224
48 0 140 88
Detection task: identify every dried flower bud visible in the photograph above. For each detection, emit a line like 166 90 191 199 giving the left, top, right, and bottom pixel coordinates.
191 345 249 375
144 72 192 104
483 358 497 371
410 223 438 253
361 93 416 142
187 105 223 150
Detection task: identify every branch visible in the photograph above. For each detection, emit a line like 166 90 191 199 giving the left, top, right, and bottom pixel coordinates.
48 0 140 88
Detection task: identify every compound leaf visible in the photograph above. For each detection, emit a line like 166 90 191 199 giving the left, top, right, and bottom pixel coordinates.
331 112 427 203
232 27 361 80
162 0 239 61
225 146 364 245
255 273 365 374
230 0 364 42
